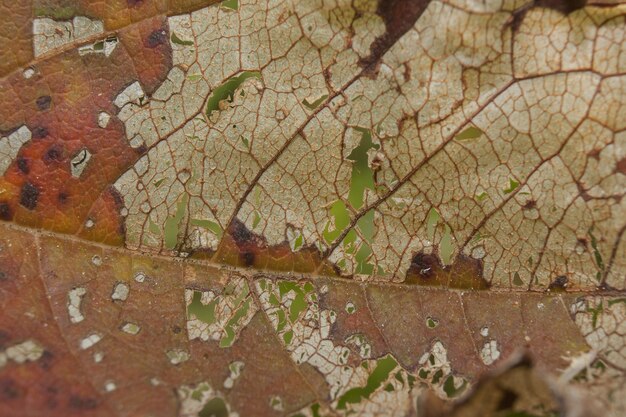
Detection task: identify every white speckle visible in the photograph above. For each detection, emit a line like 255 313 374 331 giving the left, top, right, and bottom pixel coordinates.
23 68 35 79
480 340 501 365
91 255 102 266
78 36 118 58
104 381 117 392
480 326 489 337
269 395 284 411
114 81 146 108
98 112 111 128
93 352 104 363
5 340 44 363
134 272 146 283
537 302 545 310
319 285 328 294
80 334 102 350
167 349 190 365
150 377 161 386
471 246 486 259
223 361 244 389
85 219 95 229
70 148 92 178
67 287 87 324
121 322 141 335
111 282 129 301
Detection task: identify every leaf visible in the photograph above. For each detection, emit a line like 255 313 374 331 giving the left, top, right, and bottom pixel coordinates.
0 0 625 416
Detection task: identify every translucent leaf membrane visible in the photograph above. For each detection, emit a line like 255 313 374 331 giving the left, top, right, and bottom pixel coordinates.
0 0 625 416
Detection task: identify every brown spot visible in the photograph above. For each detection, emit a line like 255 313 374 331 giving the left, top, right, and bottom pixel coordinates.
576 182 592 201
536 0 587 14
0 330 10 349
19 182 39 210
127 0 144 6
58 192 69 204
0 271 7 282
522 199 537 210
359 0 432 71
548 275 568 292
615 157 626 175
587 147 602 160
145 29 167 48
0 378 22 401
39 350 54 370
36 95 52 111
405 251 489 289
0 202 12 220
172 325 182 334
208 219 337 275
68 395 98 410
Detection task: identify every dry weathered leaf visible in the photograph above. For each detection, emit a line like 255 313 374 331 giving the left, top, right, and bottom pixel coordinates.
0 0 625 416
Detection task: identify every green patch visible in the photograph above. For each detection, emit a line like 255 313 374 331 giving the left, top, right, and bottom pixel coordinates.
240 135 249 148
347 128 379 210
440 224 454 266
206 71 262 117
589 229 605 282
475 191 488 202
191 218 223 238
503 178 520 194
513 272 524 286
34 6 77 19
154 178 166 188
293 233 303 251
323 200 351 243
199 397 228 417
187 74 203 82
426 317 439 329
443 375 466 398
455 126 483 141
221 292 253 348
252 211 261 229
426 207 440 239
188 291 217 325
303 94 328 110
336 355 398 410
283 330 294 345
221 0 239 10
586 301 604 329
171 32 194 46
164 194 188 250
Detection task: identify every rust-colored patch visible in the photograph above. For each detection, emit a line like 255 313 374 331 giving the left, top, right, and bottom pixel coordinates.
360 0 432 71
405 251 489 290
208 219 338 276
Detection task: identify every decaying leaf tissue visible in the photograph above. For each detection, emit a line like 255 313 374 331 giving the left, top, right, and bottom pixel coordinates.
0 0 624 416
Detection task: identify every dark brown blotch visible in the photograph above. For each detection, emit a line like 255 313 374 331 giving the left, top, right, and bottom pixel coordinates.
43 145 63 164
536 0 587 14
145 29 167 48
548 275 568 292
36 95 52 111
360 0 431 70
68 395 99 410
19 182 39 210
0 202 12 220
32 126 49 139
0 378 23 401
16 157 29 174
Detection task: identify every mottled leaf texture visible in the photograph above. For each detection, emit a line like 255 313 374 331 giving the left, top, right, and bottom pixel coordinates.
0 0 625 416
